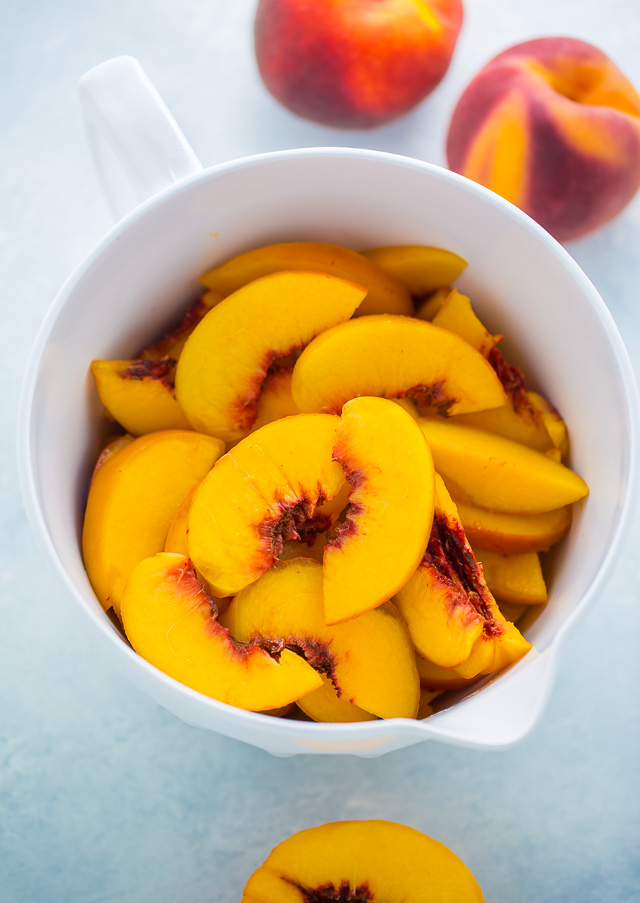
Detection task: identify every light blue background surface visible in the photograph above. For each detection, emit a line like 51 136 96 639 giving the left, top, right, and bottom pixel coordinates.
2 1 639 900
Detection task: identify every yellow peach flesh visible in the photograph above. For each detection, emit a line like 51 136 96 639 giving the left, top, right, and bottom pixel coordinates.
323 396 435 624
292 314 507 417
221 559 419 720
187 413 346 598
175 270 367 443
241 820 485 902
82 429 225 618
360 245 467 296
199 241 413 316
120 553 321 710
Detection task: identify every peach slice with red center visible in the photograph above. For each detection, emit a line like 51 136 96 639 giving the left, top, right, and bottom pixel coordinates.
82 429 225 618
472 548 548 605
394 476 531 672
90 358 192 435
418 417 588 514
323 396 435 624
175 270 367 442
241 820 485 902
187 413 346 598
221 558 419 720
291 314 507 417
455 499 572 553
120 553 321 710
199 241 413 316
360 245 467 297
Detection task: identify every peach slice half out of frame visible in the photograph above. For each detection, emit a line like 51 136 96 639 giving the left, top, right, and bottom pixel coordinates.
241 820 485 902
221 558 420 720
175 270 367 443
361 245 467 297
187 413 346 598
394 475 531 672
455 499 573 554
120 553 322 710
418 417 588 515
291 314 507 417
323 396 435 624
90 358 192 435
199 241 413 316
82 429 225 618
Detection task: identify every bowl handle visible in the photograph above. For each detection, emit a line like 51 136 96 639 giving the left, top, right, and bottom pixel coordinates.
432 648 558 748
77 55 203 220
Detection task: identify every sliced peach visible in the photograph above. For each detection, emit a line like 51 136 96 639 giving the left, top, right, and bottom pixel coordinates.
292 315 507 417
452 600 531 680
497 601 528 624
164 482 198 558
527 390 570 457
175 271 366 442
431 288 496 357
360 245 468 296
252 366 299 431
221 559 420 720
90 434 134 481
455 500 572 553
472 548 548 605
395 476 495 668
241 820 485 902
417 688 442 719
187 414 346 598
120 553 321 710
452 402 553 452
297 674 377 723
416 654 477 692
199 241 413 316
90 358 191 435
418 418 588 514
324 396 435 624
82 430 225 618
138 289 223 360
415 286 452 321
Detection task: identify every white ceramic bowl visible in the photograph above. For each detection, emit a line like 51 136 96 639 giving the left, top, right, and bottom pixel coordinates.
18 57 639 756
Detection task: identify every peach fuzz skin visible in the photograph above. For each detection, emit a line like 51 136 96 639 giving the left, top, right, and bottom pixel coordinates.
241 820 484 902
254 0 463 128
447 37 640 241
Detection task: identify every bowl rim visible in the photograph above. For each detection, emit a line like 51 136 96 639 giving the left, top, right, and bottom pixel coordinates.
17 145 640 746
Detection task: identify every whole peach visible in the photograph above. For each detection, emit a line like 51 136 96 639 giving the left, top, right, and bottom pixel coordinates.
446 37 640 242
254 0 463 128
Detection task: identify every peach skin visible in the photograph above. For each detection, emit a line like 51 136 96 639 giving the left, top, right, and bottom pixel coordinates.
90 358 192 435
241 820 484 902
254 0 463 129
199 241 412 316
175 270 366 442
292 315 507 417
82 429 225 618
187 414 347 598
418 417 588 514
360 245 467 296
120 553 322 710
221 559 420 720
323 396 435 624
447 37 640 241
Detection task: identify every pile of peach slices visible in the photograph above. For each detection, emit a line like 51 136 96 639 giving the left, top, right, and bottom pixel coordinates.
83 241 589 723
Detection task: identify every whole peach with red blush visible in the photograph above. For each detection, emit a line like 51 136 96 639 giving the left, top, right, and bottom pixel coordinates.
446 37 640 242
254 0 464 128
